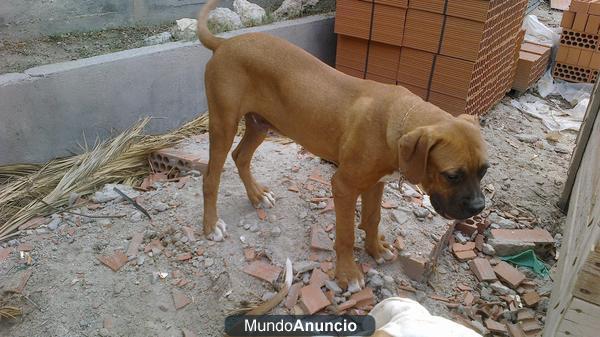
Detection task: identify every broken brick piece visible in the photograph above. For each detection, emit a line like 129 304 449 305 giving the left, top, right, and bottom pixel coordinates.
394 236 406 251
0 248 12 262
17 243 33 252
320 261 334 272
522 291 540 307
285 282 303 309
400 255 428 282
288 184 300 192
172 289 191 310
337 299 357 313
97 251 128 272
381 200 397 209
19 217 48 231
485 318 508 334
494 261 526 288
520 319 542 332
182 329 198 337
299 284 330 314
490 228 554 244
144 239 164 253
242 260 282 284
176 253 193 261
126 232 144 258
453 242 476 253
454 250 477 261
517 309 535 321
181 226 196 242
243 248 256 261
475 234 484 251
309 268 330 288
256 208 267 221
350 287 375 307
469 258 498 282
463 292 475 306
311 225 334 251
507 323 527 337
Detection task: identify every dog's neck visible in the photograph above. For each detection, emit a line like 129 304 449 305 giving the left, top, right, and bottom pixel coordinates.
385 97 451 166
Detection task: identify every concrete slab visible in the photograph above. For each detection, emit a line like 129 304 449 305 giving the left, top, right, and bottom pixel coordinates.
0 15 335 165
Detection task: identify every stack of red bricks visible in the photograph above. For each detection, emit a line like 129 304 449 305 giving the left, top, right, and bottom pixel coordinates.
334 0 529 116
512 41 552 92
555 0 600 83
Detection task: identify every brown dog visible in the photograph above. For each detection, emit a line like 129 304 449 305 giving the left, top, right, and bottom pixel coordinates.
196 0 488 291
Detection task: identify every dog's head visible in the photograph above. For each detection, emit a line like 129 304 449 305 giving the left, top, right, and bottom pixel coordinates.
398 114 488 220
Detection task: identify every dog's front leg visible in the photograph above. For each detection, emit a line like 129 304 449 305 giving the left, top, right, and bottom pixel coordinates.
332 171 364 293
359 182 396 264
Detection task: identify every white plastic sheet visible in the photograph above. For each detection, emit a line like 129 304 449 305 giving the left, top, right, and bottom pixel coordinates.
522 15 560 47
511 93 585 132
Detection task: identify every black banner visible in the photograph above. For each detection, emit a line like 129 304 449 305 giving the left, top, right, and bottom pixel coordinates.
224 315 376 336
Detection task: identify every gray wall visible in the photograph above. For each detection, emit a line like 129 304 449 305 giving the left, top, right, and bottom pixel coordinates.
0 0 284 40
0 16 336 165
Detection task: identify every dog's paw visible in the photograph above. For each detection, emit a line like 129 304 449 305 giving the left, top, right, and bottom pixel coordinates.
366 237 396 264
207 219 228 242
335 260 365 293
254 191 275 209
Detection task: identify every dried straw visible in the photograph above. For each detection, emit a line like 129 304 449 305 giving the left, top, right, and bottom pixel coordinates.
0 113 290 241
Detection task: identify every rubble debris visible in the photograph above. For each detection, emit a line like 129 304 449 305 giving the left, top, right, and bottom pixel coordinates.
285 283 302 310
126 232 144 258
150 148 208 177
144 32 172 46
488 238 536 256
522 291 541 307
299 284 330 314
350 287 375 308
113 187 151 220
453 242 476 253
494 261 526 288
485 318 508 334
399 255 428 282
242 260 282 284
97 251 128 272
294 261 320 274
454 250 477 261
308 268 329 288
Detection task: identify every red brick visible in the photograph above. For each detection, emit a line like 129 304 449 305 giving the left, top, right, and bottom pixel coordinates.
494 261 526 288
521 319 542 332
453 242 476 253
144 239 164 253
311 225 334 251
172 289 191 310
18 217 48 231
256 208 267 221
243 260 282 284
517 309 535 321
507 323 527 337
350 287 375 307
573 12 589 31
126 232 144 258
97 251 128 272
470 258 497 282
299 285 330 314
485 318 508 334
522 291 541 307
285 282 303 309
561 11 576 28
454 250 477 261
309 268 330 288
455 219 479 236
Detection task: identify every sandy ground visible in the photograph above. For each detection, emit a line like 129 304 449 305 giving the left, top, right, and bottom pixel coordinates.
0 92 575 336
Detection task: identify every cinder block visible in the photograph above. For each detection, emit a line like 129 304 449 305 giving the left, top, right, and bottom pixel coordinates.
579 49 594 67
441 16 485 61
553 62 593 83
334 0 373 40
335 35 368 71
556 45 569 62
591 51 600 68
585 15 600 33
366 42 401 80
371 4 406 46
403 9 444 53
567 47 582 64
560 28 599 50
397 47 434 88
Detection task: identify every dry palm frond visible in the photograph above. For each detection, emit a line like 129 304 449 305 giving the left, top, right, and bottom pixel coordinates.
0 113 292 241
0 306 22 319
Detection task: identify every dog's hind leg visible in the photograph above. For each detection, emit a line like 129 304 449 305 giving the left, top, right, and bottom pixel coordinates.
359 182 396 264
231 114 274 209
202 106 238 242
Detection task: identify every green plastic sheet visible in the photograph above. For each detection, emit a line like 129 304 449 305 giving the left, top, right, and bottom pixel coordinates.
500 249 549 278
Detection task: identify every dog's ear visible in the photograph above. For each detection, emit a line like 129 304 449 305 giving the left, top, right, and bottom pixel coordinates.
458 114 480 127
398 127 437 184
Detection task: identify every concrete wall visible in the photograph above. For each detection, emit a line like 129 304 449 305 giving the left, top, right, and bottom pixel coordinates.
0 16 336 165
0 0 284 40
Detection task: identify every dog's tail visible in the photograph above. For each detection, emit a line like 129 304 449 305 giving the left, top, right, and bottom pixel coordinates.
197 0 224 51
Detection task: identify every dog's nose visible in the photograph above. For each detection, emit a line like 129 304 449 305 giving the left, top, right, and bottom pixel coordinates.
465 197 485 215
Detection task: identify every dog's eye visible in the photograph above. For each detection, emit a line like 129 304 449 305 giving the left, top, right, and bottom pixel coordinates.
442 172 461 183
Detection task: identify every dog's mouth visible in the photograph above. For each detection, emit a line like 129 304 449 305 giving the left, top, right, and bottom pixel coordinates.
430 193 471 220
